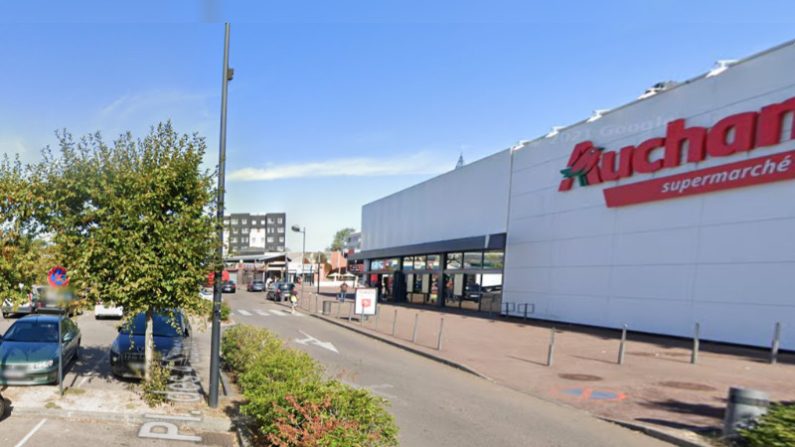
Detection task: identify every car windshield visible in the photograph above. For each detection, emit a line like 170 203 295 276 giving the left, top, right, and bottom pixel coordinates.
253 281 264 285
121 312 182 337
279 283 292 290
3 320 60 342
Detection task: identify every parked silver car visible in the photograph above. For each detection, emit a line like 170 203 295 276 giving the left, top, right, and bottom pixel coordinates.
1 293 37 319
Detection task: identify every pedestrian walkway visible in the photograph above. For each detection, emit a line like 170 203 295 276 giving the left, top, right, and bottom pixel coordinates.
300 290 795 439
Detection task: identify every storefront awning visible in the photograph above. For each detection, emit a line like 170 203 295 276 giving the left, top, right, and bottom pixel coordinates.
348 233 506 261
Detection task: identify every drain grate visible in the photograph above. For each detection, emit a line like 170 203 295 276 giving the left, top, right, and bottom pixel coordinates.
558 373 603 381
658 381 717 392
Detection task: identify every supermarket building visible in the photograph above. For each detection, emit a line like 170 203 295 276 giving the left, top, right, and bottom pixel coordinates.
351 40 795 349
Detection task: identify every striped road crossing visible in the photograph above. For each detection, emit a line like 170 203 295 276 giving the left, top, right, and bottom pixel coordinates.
237 309 302 317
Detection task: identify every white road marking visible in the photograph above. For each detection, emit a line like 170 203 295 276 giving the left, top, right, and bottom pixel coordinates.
14 418 47 447
78 376 90 387
295 330 339 354
270 309 288 317
237 309 252 316
255 310 270 316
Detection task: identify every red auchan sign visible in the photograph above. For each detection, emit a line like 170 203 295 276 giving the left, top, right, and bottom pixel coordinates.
559 96 795 207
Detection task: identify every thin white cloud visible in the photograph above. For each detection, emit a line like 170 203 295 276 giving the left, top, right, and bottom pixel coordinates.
99 90 211 120
228 152 451 181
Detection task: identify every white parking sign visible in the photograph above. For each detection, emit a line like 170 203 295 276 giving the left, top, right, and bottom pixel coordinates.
355 288 377 316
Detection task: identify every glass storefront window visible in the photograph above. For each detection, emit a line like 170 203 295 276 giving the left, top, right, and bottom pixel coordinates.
480 273 503 313
403 256 414 271
426 254 440 270
413 255 426 270
371 258 399 272
446 253 462 269
483 251 504 270
385 258 400 271
464 252 483 269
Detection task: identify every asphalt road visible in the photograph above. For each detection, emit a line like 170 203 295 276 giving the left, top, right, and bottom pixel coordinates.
225 290 670 447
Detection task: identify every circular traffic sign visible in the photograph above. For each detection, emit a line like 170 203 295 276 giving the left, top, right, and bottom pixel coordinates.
48 265 70 288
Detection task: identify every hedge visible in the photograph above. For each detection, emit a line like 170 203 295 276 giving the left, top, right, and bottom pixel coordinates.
738 403 795 447
222 324 398 446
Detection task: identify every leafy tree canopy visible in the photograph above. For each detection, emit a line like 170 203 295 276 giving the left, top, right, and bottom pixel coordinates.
328 228 355 252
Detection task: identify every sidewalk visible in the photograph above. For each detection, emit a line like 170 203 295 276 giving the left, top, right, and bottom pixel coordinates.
295 289 794 438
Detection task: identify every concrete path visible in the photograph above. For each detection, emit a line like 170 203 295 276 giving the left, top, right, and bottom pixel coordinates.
294 288 795 438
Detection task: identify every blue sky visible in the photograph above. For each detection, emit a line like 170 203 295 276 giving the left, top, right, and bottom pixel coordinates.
1 1 794 250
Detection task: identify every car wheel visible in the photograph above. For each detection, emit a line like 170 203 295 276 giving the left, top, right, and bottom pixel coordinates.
0 394 7 419
1 312 8 319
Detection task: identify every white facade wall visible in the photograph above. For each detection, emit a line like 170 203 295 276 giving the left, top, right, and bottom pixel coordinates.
359 41 795 349
361 150 511 251
504 42 795 349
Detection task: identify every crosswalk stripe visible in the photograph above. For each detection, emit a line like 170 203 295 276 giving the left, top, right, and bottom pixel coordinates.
237 309 252 316
255 310 270 316
271 309 289 316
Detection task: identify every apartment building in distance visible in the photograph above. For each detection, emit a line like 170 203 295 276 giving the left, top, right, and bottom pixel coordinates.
224 212 286 255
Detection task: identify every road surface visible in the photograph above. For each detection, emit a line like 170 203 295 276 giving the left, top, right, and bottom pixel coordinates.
225 290 669 447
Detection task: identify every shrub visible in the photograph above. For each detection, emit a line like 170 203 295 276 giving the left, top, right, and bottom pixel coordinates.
220 302 231 321
223 325 398 447
200 300 231 322
262 381 398 447
221 324 282 373
738 403 795 446
141 353 171 407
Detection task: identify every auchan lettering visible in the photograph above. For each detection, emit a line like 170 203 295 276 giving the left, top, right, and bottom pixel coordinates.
559 96 795 191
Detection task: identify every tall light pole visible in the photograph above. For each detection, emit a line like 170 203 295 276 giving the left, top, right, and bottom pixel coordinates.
209 22 233 409
291 225 306 302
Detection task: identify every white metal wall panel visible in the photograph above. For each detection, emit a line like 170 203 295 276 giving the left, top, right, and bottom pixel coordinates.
504 41 795 348
361 150 511 251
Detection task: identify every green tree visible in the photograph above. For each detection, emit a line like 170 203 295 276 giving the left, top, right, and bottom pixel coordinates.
328 228 355 252
0 155 49 305
39 123 216 379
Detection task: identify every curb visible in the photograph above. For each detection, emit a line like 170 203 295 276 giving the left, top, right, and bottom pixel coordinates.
307 312 494 382
9 405 233 431
600 417 716 447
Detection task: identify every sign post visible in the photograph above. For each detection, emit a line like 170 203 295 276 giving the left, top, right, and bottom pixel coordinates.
58 317 64 397
354 288 377 317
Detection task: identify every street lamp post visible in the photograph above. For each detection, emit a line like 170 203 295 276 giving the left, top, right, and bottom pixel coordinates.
209 22 233 410
291 225 306 303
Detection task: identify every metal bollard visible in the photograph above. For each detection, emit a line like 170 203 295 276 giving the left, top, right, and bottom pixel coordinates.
523 303 529 320
547 327 556 367
348 303 353 322
315 295 319 313
436 317 445 351
691 322 700 365
411 313 419 343
771 322 781 364
391 308 398 337
723 387 769 437
617 324 627 365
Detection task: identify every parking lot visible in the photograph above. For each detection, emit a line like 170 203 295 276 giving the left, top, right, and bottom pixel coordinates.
0 311 133 396
0 310 236 446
